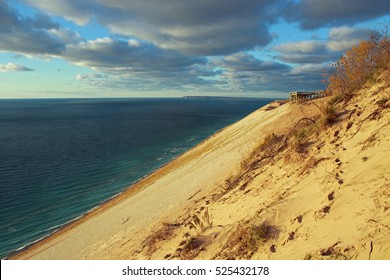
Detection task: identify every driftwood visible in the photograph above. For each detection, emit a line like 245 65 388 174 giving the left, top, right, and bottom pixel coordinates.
279 117 316 150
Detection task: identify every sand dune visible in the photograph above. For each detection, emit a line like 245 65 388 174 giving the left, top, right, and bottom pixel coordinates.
12 72 389 260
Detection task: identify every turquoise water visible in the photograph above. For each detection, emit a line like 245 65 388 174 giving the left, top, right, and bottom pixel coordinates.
0 97 273 258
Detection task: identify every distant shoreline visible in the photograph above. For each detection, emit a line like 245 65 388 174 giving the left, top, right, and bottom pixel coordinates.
0 96 283 101
182 96 277 99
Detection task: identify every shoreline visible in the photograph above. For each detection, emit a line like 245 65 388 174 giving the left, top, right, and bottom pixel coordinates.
9 99 285 260
7 126 223 259
8 145 190 259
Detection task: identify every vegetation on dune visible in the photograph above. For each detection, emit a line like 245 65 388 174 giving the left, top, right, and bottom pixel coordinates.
221 29 390 193
216 221 281 259
138 30 390 260
289 28 390 147
325 29 390 100
214 29 390 259
221 28 390 194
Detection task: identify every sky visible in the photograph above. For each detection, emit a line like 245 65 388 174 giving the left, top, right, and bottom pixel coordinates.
0 0 389 98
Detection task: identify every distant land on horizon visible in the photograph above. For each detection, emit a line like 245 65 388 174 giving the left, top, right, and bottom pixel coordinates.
0 96 282 101
182 96 279 100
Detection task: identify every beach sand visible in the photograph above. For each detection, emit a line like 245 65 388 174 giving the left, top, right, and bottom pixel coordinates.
12 72 390 260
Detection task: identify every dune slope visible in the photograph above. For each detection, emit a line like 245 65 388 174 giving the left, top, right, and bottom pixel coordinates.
13 72 389 260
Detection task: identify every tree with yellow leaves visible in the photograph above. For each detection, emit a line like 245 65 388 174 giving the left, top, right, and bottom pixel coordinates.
326 29 390 98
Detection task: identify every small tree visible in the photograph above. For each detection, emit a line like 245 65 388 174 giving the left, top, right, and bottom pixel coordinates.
326 29 390 97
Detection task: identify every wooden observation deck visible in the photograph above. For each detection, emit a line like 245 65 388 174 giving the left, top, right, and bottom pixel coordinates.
289 91 326 104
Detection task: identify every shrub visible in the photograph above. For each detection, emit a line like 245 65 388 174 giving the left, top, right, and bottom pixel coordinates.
293 124 317 142
323 104 338 125
376 97 389 108
259 133 279 152
142 222 179 254
218 221 281 259
189 208 212 233
179 237 205 259
325 29 390 98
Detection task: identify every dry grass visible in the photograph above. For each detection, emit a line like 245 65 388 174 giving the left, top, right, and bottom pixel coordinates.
141 222 180 255
284 122 318 162
376 97 389 108
303 242 353 260
221 175 241 193
361 132 378 151
300 156 329 175
189 208 212 233
315 103 338 128
223 133 285 196
252 133 283 159
246 133 285 169
178 237 205 259
284 100 340 163
328 93 344 106
293 125 317 142
259 133 280 153
216 221 281 259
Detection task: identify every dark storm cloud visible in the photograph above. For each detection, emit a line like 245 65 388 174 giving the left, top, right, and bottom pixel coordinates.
24 0 281 55
284 0 390 29
0 0 80 55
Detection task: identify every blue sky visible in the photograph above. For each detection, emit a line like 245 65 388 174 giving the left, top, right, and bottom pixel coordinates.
0 0 389 98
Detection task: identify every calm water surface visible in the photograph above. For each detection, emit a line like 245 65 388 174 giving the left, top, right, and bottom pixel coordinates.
0 97 273 258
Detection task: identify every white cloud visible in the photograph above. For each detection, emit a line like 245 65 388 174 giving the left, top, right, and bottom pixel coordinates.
0 63 33 72
216 52 290 72
290 63 329 75
48 29 83 45
327 26 372 51
273 41 326 54
75 73 105 80
273 41 335 64
273 26 373 63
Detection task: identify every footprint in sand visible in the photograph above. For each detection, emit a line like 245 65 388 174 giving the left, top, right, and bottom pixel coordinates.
314 204 332 219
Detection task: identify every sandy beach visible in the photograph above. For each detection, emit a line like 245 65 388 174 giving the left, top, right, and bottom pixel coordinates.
11 72 390 260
